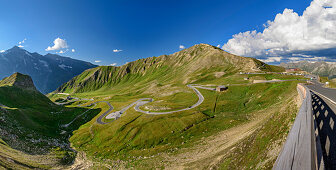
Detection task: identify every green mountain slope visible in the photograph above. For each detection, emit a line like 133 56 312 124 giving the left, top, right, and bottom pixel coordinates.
55 44 284 94
48 44 304 169
0 73 101 168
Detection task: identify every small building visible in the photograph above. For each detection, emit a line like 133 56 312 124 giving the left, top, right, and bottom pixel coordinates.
244 77 249 80
216 86 228 92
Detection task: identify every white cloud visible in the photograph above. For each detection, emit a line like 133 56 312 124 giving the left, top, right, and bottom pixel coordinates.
0 50 5 53
95 60 101 63
72 49 75 52
45 38 69 51
259 57 283 63
18 45 24 48
217 44 221 48
56 49 69 54
223 0 336 60
179 45 185 50
113 49 122 53
110 63 117 66
18 38 27 45
288 56 327 62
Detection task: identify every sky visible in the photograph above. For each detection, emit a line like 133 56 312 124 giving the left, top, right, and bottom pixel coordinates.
0 0 333 65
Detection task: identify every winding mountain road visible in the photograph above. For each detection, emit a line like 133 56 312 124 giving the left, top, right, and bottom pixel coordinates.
57 98 114 126
58 79 304 125
105 84 206 120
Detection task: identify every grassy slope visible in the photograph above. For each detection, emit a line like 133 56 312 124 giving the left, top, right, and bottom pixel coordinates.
48 44 301 168
53 44 283 95
320 76 336 88
219 85 298 169
68 79 302 168
0 73 104 169
0 85 101 154
0 138 68 169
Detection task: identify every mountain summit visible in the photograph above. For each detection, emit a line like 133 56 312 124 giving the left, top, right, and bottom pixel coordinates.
0 46 97 93
56 43 284 93
0 72 37 91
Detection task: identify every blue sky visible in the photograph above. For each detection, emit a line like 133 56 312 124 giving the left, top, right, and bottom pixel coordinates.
0 0 328 65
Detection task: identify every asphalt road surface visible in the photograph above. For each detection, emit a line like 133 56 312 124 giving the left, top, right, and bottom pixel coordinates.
106 84 206 119
57 99 114 125
94 101 114 124
306 80 336 169
58 80 303 125
306 81 336 103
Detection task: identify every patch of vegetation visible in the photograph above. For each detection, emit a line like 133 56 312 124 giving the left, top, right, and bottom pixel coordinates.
219 86 298 169
69 81 300 166
0 138 71 169
0 85 101 157
320 76 336 88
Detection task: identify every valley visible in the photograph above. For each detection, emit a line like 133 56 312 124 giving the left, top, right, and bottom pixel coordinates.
1 44 311 169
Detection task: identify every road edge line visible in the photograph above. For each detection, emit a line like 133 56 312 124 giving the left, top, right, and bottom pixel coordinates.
310 89 336 106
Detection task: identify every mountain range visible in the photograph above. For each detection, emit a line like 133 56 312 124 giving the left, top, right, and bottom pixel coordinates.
52 44 300 169
56 44 284 94
280 61 336 79
0 46 97 93
1 44 303 169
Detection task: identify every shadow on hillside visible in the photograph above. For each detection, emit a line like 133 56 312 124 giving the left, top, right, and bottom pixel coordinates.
312 93 336 170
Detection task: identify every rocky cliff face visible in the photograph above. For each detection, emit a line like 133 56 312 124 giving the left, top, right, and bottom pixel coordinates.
0 72 37 91
280 61 336 79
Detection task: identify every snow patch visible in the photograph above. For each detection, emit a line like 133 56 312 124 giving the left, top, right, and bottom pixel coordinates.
39 60 49 68
0 54 8 61
25 51 32 57
58 64 72 70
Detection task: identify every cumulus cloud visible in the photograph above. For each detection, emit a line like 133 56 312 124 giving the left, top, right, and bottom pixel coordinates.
259 57 283 63
17 38 27 47
18 38 27 45
0 50 5 53
46 38 69 51
179 45 185 50
110 63 117 66
95 60 101 63
72 49 75 52
223 0 336 63
56 49 69 54
113 49 122 53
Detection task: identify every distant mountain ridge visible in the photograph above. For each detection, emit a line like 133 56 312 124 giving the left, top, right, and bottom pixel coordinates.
0 46 97 93
56 44 284 94
280 61 336 79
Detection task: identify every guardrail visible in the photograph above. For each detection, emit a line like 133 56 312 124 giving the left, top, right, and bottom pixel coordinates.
273 84 324 170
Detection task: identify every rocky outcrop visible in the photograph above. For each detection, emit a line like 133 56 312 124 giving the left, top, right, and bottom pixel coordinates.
0 72 37 91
